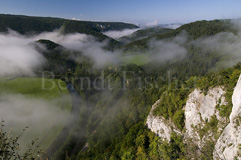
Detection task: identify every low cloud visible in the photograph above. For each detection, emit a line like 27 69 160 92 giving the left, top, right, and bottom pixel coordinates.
0 30 46 77
145 20 159 27
103 28 140 39
147 31 188 62
71 14 84 21
35 31 121 68
190 20 241 67
1 28 188 73
0 93 70 151
159 23 182 29
71 17 80 21
0 30 122 75
145 20 241 67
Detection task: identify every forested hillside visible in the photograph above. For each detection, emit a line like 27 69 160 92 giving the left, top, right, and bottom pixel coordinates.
0 14 138 34
124 19 234 51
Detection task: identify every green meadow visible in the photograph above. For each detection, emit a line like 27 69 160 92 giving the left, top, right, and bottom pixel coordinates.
121 54 150 66
0 77 72 152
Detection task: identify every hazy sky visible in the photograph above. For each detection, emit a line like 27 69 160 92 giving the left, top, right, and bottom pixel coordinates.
0 0 241 24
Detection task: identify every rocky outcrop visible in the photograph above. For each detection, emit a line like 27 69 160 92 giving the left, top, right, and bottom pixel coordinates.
230 73 241 123
146 100 177 141
213 122 241 160
214 75 241 160
147 87 227 144
146 75 241 159
184 87 227 146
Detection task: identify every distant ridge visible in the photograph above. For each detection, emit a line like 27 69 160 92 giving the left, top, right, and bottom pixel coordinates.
0 14 138 49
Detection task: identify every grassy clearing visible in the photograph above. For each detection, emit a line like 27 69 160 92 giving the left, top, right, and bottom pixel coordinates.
0 77 70 99
121 54 150 66
0 77 72 152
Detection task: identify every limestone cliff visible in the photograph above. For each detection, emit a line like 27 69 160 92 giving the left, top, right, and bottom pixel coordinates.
146 74 241 159
185 87 227 147
213 75 241 160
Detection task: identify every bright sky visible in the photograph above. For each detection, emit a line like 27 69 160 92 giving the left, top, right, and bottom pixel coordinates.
0 0 241 25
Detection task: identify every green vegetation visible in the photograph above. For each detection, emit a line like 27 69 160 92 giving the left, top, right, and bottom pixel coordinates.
0 122 43 159
37 39 61 50
198 115 219 139
76 122 186 160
